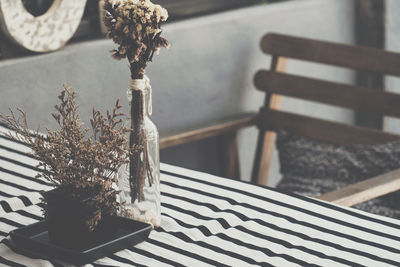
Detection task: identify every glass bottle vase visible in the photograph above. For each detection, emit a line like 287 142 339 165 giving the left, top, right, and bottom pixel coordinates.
118 77 161 228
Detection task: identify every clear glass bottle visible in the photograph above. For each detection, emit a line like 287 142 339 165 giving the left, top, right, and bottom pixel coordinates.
118 78 161 227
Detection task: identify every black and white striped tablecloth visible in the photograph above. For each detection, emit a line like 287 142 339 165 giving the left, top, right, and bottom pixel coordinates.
0 125 400 267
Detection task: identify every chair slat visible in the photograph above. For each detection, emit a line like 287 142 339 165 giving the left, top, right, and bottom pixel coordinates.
254 70 400 118
257 108 400 145
318 168 400 207
261 33 400 76
217 131 241 180
160 113 257 149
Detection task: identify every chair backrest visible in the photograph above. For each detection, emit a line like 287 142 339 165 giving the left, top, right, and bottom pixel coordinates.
251 33 400 184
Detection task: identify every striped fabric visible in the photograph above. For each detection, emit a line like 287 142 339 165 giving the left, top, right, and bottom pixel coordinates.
0 125 400 267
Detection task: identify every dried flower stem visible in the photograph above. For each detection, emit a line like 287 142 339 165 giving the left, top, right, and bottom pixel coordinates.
128 90 154 202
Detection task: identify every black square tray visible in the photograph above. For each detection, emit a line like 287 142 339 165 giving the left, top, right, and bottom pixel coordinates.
10 216 152 265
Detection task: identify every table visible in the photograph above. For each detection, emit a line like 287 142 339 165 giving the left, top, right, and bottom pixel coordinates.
0 125 400 266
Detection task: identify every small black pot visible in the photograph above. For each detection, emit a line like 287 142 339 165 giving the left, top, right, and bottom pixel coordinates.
43 186 116 249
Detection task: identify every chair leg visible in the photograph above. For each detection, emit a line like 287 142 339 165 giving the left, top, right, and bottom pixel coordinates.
251 56 286 185
251 130 277 185
217 131 241 180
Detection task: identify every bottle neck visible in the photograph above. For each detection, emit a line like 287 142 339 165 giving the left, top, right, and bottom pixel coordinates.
128 78 151 119
128 79 152 128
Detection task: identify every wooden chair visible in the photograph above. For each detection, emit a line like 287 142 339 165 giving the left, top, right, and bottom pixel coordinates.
160 113 256 180
160 33 400 208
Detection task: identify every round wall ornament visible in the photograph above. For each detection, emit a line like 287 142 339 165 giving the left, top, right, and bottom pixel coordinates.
0 0 87 52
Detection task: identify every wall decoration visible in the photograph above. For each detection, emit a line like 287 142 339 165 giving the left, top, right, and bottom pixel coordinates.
0 0 87 52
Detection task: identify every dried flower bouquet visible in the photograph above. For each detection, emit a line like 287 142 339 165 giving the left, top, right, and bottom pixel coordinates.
0 86 134 234
104 0 169 226
104 0 169 79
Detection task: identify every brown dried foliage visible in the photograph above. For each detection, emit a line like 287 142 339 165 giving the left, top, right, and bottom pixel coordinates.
0 86 137 230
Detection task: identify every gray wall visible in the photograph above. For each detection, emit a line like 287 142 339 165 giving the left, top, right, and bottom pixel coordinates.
385 0 400 134
0 0 356 185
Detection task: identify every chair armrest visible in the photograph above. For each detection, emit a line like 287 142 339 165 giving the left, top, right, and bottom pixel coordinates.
159 113 257 149
317 168 400 207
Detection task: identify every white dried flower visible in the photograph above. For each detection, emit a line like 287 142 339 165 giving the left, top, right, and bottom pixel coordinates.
104 0 170 78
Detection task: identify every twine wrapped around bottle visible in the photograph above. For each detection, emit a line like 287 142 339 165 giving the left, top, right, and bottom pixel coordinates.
128 75 152 116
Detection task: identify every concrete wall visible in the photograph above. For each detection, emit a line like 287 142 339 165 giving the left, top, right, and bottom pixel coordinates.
385 0 400 134
0 0 356 185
